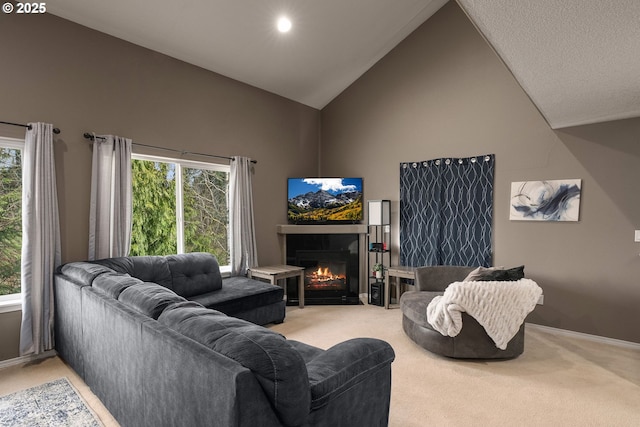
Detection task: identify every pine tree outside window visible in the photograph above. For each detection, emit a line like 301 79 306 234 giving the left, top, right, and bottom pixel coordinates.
0 137 24 308
131 154 230 271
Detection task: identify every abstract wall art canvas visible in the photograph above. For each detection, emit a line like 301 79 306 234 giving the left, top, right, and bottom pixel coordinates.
510 179 581 221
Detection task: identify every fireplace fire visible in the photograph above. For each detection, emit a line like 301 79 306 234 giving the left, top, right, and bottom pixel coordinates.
305 264 347 291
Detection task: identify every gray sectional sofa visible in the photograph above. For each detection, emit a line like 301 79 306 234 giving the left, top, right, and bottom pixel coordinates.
54 252 396 427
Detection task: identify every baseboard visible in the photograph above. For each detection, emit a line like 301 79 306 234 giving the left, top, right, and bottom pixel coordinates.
526 323 640 350
0 349 57 370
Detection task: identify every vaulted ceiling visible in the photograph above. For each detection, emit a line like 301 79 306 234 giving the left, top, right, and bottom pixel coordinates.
457 0 640 129
47 0 449 109
48 0 640 129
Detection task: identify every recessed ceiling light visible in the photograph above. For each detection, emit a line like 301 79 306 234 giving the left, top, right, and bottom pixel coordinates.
277 16 292 33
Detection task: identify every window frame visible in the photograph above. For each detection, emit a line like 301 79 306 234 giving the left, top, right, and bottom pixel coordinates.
131 153 231 273
0 136 24 313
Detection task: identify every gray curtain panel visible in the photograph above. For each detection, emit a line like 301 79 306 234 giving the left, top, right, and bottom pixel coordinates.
399 154 494 267
229 156 258 276
20 122 61 355
88 135 132 260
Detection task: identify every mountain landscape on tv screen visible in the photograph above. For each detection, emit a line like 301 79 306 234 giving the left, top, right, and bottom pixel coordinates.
288 179 362 223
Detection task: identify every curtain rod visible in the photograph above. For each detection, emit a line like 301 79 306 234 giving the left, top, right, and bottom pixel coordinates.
0 120 61 134
83 133 256 164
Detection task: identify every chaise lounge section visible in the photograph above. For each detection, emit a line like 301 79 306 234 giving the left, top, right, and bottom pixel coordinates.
90 252 285 325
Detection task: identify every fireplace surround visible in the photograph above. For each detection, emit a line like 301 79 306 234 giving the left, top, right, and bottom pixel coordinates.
277 225 367 305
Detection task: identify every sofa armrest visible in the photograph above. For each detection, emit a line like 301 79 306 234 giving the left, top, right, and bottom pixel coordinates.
305 338 395 410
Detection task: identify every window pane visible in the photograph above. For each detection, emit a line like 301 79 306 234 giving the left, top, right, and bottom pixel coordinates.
182 167 229 265
0 147 22 296
130 159 177 256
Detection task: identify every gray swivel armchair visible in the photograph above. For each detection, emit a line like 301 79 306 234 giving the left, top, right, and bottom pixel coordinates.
399 265 525 359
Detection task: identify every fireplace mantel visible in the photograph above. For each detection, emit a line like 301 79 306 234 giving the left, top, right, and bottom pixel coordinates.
277 224 368 235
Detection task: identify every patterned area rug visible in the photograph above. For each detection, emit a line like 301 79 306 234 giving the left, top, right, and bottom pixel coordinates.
0 378 103 426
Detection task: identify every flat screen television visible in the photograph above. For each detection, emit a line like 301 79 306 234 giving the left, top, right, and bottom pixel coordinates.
287 178 363 224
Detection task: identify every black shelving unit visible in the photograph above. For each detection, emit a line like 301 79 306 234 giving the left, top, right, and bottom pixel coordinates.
367 200 390 306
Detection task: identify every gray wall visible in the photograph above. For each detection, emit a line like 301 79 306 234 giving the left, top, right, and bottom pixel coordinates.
320 2 640 343
0 311 21 361
1 3 638 362
0 13 320 360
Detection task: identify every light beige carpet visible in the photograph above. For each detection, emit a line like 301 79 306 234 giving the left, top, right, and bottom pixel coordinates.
273 304 640 427
1 303 639 426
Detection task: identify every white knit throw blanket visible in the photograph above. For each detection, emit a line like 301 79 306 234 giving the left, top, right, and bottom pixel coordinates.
426 279 542 350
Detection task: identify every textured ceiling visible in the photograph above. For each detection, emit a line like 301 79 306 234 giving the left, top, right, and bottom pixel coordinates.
458 0 640 129
47 0 448 109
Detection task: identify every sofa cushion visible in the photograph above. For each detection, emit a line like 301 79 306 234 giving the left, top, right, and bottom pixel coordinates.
59 262 115 285
93 256 173 290
92 272 143 299
118 282 187 319
190 276 283 315
91 256 135 275
159 300 223 320
288 340 325 363
159 305 310 426
399 290 442 331
166 252 222 297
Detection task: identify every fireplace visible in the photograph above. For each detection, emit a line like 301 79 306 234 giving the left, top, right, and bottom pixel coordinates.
297 250 349 292
284 233 360 305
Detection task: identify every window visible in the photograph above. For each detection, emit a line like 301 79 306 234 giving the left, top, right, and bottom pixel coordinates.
131 154 230 271
0 137 23 306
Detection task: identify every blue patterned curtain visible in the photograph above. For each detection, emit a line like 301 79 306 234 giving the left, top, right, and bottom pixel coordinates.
399 154 494 267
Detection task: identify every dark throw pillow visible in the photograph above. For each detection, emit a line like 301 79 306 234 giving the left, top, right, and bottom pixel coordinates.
478 265 525 281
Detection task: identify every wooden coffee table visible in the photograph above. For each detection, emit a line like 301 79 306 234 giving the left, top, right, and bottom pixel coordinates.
247 265 305 308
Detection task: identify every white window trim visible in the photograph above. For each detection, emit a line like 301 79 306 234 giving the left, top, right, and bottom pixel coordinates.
0 136 24 312
0 137 24 150
131 153 231 273
0 294 21 313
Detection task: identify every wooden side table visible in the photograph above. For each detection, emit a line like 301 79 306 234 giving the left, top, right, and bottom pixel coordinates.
384 266 417 309
247 265 306 308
